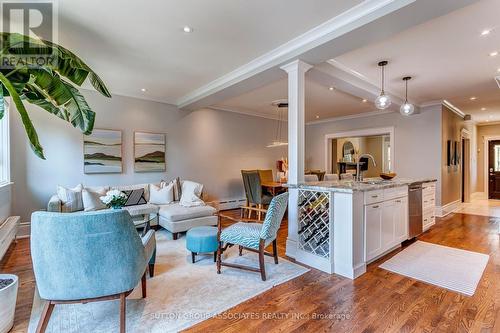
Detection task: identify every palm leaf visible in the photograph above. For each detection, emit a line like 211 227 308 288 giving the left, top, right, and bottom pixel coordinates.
0 72 44 159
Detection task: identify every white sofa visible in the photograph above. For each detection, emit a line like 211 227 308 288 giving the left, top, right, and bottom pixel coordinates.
47 182 217 239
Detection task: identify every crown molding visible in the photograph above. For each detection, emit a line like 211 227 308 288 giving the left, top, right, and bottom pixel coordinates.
442 100 466 119
176 0 416 109
306 109 395 125
208 106 283 121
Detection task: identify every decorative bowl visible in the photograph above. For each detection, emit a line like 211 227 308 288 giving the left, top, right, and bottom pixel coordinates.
380 172 397 180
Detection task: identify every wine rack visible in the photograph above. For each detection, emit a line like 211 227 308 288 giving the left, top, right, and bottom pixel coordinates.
298 189 331 258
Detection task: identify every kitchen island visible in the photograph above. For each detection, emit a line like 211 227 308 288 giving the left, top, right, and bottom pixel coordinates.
287 178 436 279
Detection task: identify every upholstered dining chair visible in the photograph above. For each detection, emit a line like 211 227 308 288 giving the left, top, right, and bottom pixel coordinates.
241 170 273 220
30 210 157 333
217 192 289 281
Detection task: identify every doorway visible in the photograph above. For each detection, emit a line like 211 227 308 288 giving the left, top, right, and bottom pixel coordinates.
488 140 500 200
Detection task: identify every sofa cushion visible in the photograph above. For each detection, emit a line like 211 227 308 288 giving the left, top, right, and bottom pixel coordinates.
159 203 216 222
57 184 84 212
123 204 159 217
82 188 107 212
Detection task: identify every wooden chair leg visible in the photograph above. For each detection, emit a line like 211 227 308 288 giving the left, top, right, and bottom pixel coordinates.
217 241 222 274
272 239 279 264
149 263 155 277
238 245 243 256
259 240 266 281
36 301 55 333
141 272 147 298
191 252 196 263
120 292 126 333
257 204 262 221
213 251 217 262
172 232 178 240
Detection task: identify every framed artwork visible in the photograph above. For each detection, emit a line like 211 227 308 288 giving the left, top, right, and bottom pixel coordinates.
134 132 166 172
84 129 123 174
446 140 452 166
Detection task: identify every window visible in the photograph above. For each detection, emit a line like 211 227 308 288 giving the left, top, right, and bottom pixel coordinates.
0 101 10 186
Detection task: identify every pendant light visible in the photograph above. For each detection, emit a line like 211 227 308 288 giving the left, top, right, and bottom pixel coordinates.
400 76 415 115
375 61 392 110
266 101 288 148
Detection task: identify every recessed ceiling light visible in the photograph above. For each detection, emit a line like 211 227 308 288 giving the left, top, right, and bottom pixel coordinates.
141 88 146 92
183 26 193 33
489 51 498 57
497 68 500 73
362 99 368 103
470 96 477 100
481 29 492 36
329 87 334 91
486 119 490 122
316 115 320 119
481 107 487 111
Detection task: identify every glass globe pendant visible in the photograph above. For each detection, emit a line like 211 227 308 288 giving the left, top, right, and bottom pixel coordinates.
375 61 391 110
400 76 415 116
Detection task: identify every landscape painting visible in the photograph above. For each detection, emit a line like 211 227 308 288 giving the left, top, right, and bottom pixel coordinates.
84 129 123 174
134 132 166 172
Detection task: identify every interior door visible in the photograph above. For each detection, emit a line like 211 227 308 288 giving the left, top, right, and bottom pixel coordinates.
488 140 500 199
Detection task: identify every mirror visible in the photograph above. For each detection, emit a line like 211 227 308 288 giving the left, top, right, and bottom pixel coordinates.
342 141 355 162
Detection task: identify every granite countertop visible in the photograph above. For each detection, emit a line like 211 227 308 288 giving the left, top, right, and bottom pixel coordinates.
287 177 437 193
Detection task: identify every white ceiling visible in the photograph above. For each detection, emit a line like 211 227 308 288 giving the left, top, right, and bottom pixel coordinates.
334 0 500 123
214 0 500 124
213 77 374 122
53 0 362 104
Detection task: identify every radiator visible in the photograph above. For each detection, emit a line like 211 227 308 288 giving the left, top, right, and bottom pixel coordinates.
0 216 19 261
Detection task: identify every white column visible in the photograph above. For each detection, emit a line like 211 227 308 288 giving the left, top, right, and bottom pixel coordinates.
280 59 312 258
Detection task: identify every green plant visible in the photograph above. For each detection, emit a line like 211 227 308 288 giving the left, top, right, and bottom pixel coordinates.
0 33 111 159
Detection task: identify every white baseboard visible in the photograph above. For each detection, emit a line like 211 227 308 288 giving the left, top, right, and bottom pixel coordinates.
285 238 297 259
208 198 247 211
471 192 487 200
435 200 461 217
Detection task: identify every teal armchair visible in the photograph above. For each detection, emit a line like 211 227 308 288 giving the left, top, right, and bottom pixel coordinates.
30 210 156 333
217 192 289 281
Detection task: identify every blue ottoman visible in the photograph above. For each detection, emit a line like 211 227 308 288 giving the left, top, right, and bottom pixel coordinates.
186 226 218 263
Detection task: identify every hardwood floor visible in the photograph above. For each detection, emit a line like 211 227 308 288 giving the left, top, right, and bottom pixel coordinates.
1 212 498 332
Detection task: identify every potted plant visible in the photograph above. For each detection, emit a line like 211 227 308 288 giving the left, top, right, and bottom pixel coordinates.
100 190 128 209
0 274 18 333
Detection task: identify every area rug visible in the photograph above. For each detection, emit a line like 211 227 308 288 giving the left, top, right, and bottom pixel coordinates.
379 241 489 296
28 230 309 332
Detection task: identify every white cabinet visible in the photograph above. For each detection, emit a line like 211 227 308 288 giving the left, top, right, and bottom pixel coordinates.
365 203 383 262
364 187 408 263
422 182 436 231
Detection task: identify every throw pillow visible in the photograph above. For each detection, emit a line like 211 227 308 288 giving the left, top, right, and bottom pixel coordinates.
149 183 174 205
57 184 84 212
82 188 107 211
179 180 205 207
166 177 182 201
123 188 147 206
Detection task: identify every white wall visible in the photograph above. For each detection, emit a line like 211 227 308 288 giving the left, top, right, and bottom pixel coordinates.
0 185 11 221
10 91 286 221
305 106 443 205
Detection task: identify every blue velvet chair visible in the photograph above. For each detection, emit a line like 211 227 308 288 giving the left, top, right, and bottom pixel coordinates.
30 210 156 333
217 192 289 281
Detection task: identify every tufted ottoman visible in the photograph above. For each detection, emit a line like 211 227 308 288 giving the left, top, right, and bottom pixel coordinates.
186 226 218 263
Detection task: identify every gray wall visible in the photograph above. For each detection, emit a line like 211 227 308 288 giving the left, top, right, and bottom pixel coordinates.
10 91 286 221
305 106 443 205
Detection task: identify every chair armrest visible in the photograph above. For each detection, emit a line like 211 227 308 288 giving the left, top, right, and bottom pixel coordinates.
47 195 62 212
141 229 156 263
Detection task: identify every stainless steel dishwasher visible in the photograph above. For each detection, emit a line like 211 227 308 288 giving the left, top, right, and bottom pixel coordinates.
408 183 423 238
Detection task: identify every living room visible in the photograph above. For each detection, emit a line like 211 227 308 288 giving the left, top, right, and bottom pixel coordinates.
1 0 499 332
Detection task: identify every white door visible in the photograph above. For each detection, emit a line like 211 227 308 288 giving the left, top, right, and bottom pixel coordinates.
382 200 396 249
365 204 382 262
394 197 408 243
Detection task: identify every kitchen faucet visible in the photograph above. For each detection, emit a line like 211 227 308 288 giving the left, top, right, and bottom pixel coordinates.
356 154 377 181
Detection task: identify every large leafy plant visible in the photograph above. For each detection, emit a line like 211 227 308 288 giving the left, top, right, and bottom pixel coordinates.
0 33 111 159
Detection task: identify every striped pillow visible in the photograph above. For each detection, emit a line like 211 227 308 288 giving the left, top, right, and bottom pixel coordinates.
57 184 84 212
123 189 147 206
